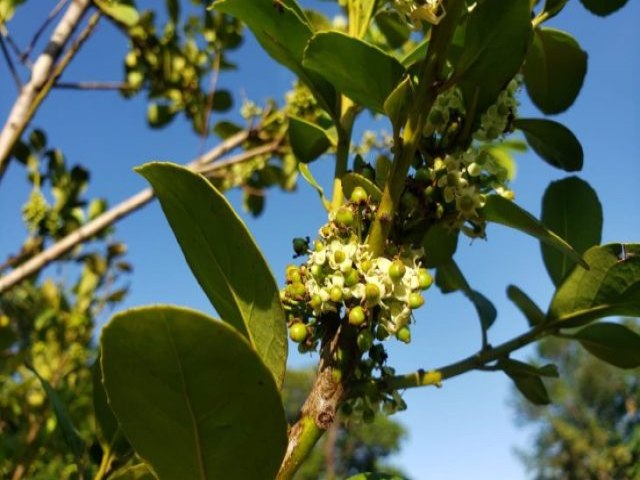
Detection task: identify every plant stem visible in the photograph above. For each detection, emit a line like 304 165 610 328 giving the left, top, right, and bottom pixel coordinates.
367 0 466 256
331 96 357 211
0 0 94 182
382 322 550 391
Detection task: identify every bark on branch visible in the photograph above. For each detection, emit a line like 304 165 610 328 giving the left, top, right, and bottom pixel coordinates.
0 0 92 182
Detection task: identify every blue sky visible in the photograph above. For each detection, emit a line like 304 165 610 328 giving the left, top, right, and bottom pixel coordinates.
1 1 639 478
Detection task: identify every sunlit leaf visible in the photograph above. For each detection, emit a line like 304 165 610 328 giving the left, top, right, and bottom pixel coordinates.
137 163 287 387
101 306 287 480
94 0 139 27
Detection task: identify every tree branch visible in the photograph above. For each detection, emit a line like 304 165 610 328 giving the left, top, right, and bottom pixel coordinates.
0 129 252 293
53 81 135 91
0 0 93 182
23 0 70 63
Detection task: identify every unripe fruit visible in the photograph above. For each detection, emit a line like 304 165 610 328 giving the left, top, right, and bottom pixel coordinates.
334 250 346 264
291 282 307 298
344 269 360 287
357 331 374 352
310 264 323 279
330 286 343 303
396 326 411 343
408 292 425 309
289 323 308 342
292 237 309 256
348 306 366 326
335 207 354 226
388 260 406 281
364 283 381 304
417 268 433 290
350 186 368 204
314 241 324 252
414 167 432 183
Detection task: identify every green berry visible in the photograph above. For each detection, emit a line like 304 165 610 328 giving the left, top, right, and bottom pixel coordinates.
292 237 309 256
330 286 343 303
335 207 354 226
344 269 360 287
364 283 381 304
292 282 307 298
417 268 433 290
423 186 434 197
350 186 368 204
415 168 432 183
348 306 366 326
388 260 406 281
290 323 308 343
357 331 374 352
334 250 346 263
408 292 425 309
314 241 324 252
396 326 411 343
310 264 323 279
285 265 299 282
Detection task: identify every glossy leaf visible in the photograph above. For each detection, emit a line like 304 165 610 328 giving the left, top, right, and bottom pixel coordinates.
580 0 628 16
548 244 640 328
100 306 288 480
497 358 559 378
421 223 459 268
376 11 411 49
94 0 139 27
523 28 587 114
514 118 583 172
137 162 287 387
303 31 405 113
400 38 429 68
92 357 131 456
505 371 551 405
455 0 532 113
436 260 497 332
288 116 331 163
541 177 602 286
481 195 586 269
213 0 336 114
571 322 640 369
342 172 383 203
507 285 545 327
383 76 413 133
110 464 157 480
27 364 85 459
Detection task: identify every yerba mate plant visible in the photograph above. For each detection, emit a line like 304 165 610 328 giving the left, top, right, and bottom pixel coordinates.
90 0 639 478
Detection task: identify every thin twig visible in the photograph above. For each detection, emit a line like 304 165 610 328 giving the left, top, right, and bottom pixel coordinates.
0 24 29 67
196 140 282 176
0 0 93 183
0 129 252 294
0 35 21 90
53 81 135 91
23 0 70 62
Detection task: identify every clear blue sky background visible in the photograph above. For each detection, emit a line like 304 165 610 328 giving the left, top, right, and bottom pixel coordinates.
1 1 639 478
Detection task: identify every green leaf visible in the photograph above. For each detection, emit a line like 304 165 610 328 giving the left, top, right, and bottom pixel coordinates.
505 371 551 405
347 474 409 480
92 357 131 456
523 28 587 114
342 172 383 203
400 38 429 68
211 90 233 112
383 75 414 133
542 0 570 19
421 223 459 268
481 195 586 269
147 103 177 129
514 118 583 172
436 260 497 332
455 0 532 113
541 177 602 286
507 285 545 327
94 0 139 27
110 464 157 480
288 116 331 163
570 322 640 369
299 163 330 209
213 121 242 139
137 162 287 387
26 364 85 459
213 0 336 115
580 0 628 16
100 306 288 480
548 244 640 328
376 11 411 49
303 31 405 113
497 358 559 378
166 0 179 24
